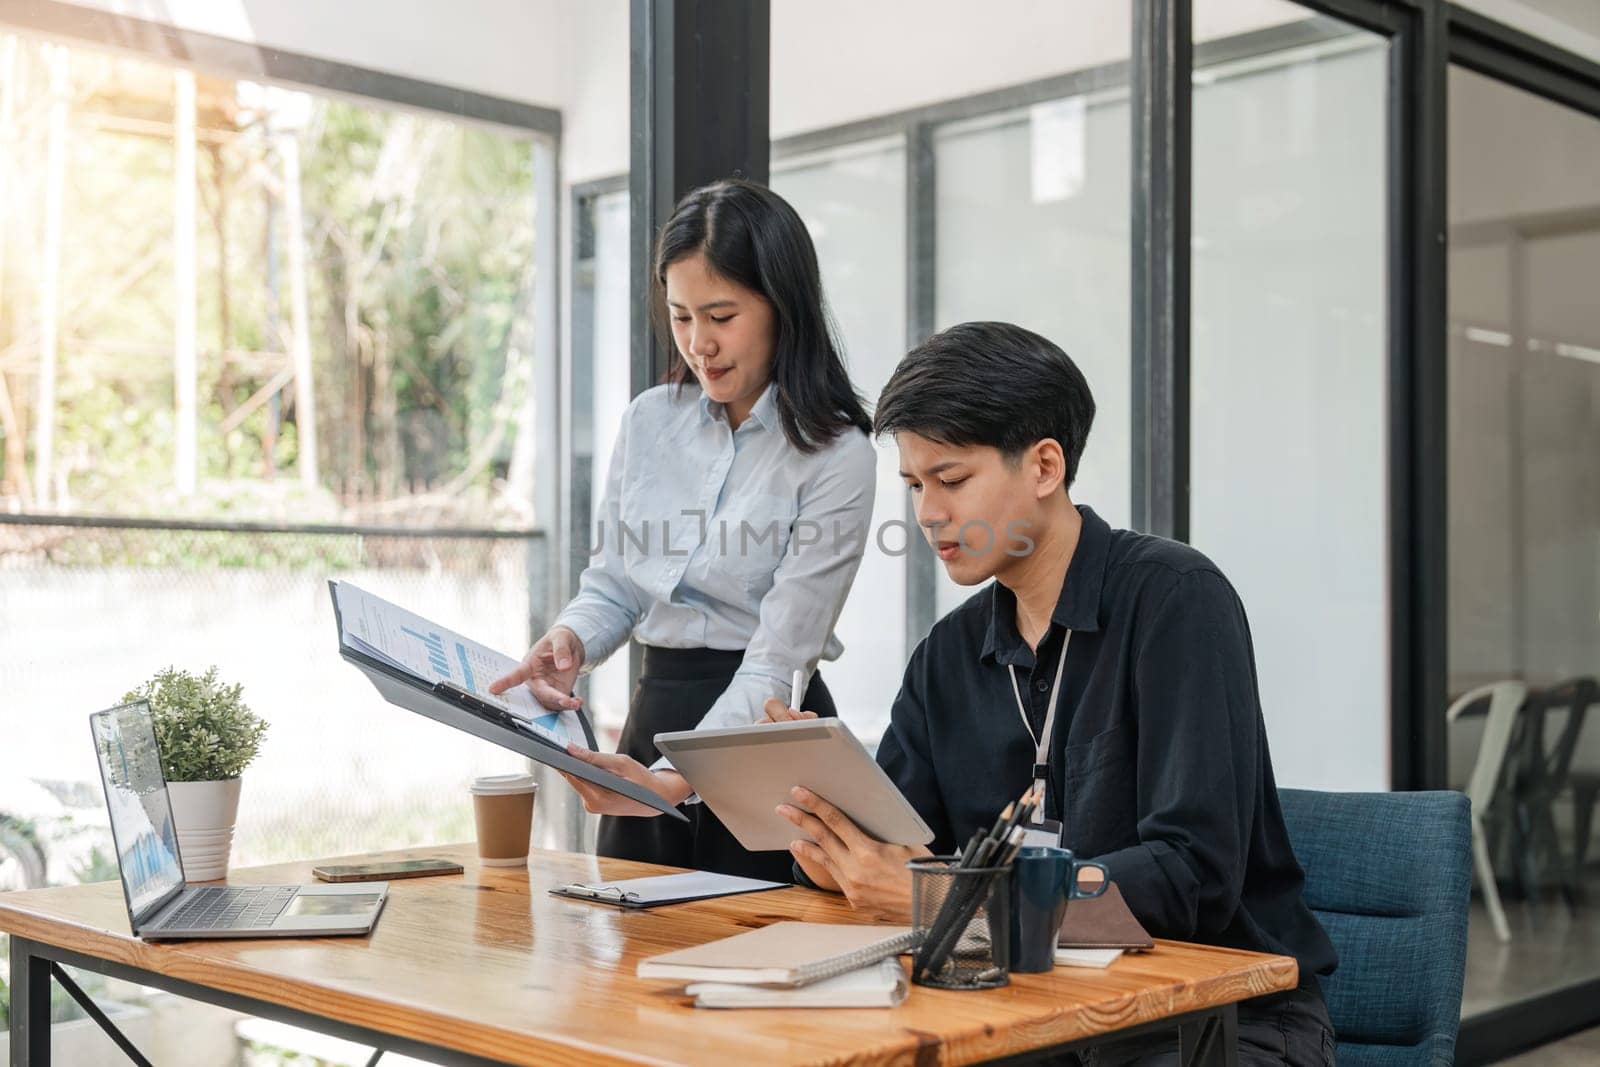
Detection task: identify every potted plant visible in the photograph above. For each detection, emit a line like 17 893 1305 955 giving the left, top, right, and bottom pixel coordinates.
121 667 267 882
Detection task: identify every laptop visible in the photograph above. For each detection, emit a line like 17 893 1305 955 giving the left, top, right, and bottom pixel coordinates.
91 701 387 940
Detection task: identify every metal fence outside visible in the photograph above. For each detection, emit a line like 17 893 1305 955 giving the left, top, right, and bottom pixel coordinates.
0 514 591 894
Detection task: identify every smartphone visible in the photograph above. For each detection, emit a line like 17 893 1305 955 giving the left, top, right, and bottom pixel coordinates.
312 858 464 883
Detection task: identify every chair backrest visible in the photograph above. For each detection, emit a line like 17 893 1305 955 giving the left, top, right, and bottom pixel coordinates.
1446 681 1527 809
1517 677 1599 793
1279 789 1471 1067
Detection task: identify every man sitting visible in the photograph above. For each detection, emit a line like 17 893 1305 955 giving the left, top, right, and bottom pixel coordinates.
765 322 1337 1066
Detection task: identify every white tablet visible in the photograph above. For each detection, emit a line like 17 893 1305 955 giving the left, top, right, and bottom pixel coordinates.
653 718 935 852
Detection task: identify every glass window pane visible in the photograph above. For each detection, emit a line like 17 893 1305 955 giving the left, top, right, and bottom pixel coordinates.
773 138 908 744
571 186 633 737
770 0 1132 685
0 1 611 897
931 86 1131 618
1448 64 1600 1019
1190 4 1390 792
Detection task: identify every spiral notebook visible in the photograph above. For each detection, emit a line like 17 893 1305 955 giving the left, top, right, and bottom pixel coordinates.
637 922 919 987
550 871 786 909
686 958 909 1008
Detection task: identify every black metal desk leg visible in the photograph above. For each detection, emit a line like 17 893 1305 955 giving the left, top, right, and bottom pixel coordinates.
1178 1003 1238 1067
8 936 52 1067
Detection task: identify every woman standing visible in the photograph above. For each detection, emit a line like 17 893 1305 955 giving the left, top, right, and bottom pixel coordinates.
490 180 876 882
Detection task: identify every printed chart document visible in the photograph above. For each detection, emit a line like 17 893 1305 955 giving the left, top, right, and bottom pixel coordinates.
330 580 688 822
332 580 587 748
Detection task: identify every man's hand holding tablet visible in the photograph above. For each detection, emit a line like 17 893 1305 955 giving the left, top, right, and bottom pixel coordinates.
757 697 929 919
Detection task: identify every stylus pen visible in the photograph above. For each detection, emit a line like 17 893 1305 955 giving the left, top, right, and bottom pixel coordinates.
790 669 805 713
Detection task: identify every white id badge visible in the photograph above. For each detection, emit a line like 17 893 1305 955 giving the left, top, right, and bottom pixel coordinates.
1021 816 1063 848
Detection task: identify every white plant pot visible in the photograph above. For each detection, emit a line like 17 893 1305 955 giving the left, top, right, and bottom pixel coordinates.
167 778 242 882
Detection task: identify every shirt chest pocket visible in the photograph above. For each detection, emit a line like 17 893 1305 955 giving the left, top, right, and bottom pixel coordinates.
1061 723 1138 850
704 491 798 599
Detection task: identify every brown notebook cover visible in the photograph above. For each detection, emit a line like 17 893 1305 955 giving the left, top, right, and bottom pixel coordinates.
1057 883 1155 951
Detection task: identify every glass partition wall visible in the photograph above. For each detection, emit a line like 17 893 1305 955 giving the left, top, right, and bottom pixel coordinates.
1447 63 1600 1025
1191 2 1392 793
766 0 1133 741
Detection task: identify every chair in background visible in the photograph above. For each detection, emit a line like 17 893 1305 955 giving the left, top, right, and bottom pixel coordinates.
1446 680 1527 941
1279 789 1471 1067
1572 700 1600 874
1572 771 1600 873
1505 676 1598 908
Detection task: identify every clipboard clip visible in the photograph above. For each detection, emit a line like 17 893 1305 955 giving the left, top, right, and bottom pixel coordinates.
432 682 561 750
433 681 513 721
558 883 637 904
435 681 579 755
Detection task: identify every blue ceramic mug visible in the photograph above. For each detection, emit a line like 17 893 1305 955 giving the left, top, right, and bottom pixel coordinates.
1007 845 1111 972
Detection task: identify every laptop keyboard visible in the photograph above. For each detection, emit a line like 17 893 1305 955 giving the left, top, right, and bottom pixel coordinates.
158 886 299 931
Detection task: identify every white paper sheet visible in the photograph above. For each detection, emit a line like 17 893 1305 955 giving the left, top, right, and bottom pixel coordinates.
558 870 784 905
1054 947 1123 969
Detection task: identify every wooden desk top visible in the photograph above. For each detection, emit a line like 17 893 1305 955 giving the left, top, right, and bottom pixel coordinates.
0 844 1297 1066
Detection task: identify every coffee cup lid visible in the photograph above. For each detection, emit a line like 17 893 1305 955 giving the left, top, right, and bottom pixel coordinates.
470 773 537 796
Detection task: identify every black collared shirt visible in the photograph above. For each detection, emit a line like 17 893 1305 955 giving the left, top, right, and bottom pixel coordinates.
876 505 1337 977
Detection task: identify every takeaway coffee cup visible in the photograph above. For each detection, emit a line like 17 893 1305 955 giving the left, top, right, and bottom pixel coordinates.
470 774 537 866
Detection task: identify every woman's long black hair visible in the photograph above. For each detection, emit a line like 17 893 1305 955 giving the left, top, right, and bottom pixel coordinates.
653 179 871 453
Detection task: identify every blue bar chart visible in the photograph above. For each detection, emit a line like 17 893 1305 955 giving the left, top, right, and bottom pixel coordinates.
402 626 450 678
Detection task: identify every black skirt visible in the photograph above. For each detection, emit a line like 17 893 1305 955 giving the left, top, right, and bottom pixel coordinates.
595 645 837 882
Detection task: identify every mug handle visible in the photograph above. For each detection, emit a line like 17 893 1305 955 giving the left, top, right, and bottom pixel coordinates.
1069 860 1111 899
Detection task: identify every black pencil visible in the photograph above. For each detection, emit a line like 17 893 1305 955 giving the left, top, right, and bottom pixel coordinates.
917 826 1027 980
915 786 1035 978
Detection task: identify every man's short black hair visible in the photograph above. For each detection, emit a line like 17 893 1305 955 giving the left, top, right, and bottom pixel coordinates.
873 321 1096 487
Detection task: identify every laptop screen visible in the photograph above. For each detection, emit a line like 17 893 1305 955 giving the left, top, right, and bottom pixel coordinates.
91 702 185 922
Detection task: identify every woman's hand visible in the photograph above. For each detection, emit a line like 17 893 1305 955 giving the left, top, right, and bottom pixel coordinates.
558 745 695 816
778 787 930 919
489 626 585 710
759 696 818 723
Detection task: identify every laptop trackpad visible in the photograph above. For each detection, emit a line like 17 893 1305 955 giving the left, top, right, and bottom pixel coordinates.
286 890 383 918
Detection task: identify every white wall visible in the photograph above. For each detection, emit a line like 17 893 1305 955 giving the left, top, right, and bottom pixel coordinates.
1457 0 1600 65
1450 65 1600 226
556 2 629 185
770 0 1310 140
771 0 1128 139
44 0 568 106
42 0 632 185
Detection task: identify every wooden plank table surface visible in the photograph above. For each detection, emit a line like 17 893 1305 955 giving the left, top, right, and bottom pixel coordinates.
0 843 1297 1065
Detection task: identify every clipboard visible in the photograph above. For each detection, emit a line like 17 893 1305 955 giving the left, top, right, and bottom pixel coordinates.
550 871 786 909
329 581 688 822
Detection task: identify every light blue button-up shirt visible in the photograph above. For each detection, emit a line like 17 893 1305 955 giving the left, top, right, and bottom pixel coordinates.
554 381 877 736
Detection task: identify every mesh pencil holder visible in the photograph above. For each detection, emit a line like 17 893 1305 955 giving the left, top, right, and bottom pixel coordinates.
908 856 1011 989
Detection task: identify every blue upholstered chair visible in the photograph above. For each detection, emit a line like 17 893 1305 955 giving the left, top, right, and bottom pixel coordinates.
1278 789 1471 1067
